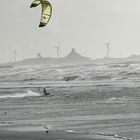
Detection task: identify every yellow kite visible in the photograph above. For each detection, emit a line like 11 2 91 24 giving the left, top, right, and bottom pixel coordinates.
30 0 52 27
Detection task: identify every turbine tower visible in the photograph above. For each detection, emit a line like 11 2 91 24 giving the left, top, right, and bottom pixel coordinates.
104 41 110 58
53 43 60 59
14 50 17 62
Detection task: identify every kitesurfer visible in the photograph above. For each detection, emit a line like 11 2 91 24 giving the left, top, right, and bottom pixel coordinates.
43 88 49 96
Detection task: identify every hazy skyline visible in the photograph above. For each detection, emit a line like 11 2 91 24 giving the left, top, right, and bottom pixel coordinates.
0 0 140 63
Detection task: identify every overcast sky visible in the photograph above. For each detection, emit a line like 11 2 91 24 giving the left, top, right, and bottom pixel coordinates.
0 0 140 63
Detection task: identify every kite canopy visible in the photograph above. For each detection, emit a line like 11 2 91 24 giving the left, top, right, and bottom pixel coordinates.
30 0 52 27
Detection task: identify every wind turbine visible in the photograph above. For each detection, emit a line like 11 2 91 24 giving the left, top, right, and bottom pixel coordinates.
14 49 18 62
53 43 61 59
104 41 110 58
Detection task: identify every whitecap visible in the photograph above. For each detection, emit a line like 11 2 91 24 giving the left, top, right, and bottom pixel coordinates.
0 90 41 99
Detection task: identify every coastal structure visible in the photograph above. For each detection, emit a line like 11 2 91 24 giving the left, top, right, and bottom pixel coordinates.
11 48 90 66
62 48 89 63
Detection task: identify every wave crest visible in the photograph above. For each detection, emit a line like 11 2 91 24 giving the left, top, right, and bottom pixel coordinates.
0 90 41 99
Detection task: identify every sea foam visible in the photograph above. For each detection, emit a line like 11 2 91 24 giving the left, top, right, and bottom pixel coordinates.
0 90 41 99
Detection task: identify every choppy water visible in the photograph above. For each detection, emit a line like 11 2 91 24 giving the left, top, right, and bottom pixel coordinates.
0 61 140 139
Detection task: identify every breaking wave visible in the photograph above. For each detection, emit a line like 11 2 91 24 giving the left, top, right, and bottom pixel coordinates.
106 96 134 103
0 90 41 99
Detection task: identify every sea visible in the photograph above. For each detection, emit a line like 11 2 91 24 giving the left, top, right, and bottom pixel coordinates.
0 61 140 140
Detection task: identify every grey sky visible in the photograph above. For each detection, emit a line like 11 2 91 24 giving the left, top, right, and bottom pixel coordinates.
0 0 140 63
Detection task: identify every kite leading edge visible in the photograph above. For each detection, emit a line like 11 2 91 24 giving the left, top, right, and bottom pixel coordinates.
30 0 52 27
